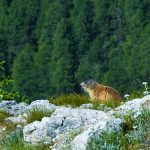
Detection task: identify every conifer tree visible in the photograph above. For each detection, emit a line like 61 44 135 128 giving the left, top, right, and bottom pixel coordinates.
0 0 150 98
50 19 76 94
0 0 8 62
12 44 36 100
8 0 40 73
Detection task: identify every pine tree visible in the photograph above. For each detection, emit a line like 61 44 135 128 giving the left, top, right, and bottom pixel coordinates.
0 0 150 99
71 0 94 83
7 0 28 69
71 0 94 56
0 0 8 62
50 19 76 94
12 44 36 100
33 1 55 98
7 0 40 73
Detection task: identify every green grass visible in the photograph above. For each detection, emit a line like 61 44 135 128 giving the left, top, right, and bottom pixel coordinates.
26 108 54 124
87 109 150 150
0 129 51 150
0 110 16 140
0 110 12 122
49 93 121 110
92 100 121 110
49 94 90 108
0 110 15 130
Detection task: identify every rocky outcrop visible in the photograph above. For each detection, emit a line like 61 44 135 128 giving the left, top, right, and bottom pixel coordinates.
23 107 123 149
0 100 56 116
71 118 122 150
27 100 56 111
79 103 112 112
5 115 27 124
1 95 150 150
0 100 27 115
109 94 150 117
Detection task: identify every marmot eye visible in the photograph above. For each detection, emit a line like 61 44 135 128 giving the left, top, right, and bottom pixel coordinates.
84 80 88 84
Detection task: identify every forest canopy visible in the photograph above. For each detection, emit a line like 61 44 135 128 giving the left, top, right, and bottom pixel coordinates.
0 0 150 100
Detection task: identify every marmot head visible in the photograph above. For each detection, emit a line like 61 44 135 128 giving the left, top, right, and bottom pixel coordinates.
80 79 97 92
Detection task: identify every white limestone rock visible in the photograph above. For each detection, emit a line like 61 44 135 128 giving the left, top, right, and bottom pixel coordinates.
52 128 82 150
79 103 112 112
23 119 51 144
79 103 93 109
0 100 28 116
9 102 28 115
71 118 122 150
27 100 56 112
5 115 27 124
23 107 123 146
108 94 150 117
0 100 17 109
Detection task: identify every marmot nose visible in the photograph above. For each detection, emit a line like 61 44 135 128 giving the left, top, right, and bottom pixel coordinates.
80 82 84 86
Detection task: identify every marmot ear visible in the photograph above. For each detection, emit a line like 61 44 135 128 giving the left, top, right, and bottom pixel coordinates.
90 80 97 88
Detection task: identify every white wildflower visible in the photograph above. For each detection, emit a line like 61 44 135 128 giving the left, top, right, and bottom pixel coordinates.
52 138 56 142
23 113 28 118
125 134 129 137
143 91 149 95
16 125 22 128
142 82 148 85
44 141 49 145
133 110 141 118
124 94 130 98
2 127 6 131
133 125 138 129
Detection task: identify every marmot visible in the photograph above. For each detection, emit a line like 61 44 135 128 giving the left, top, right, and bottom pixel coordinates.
80 79 121 102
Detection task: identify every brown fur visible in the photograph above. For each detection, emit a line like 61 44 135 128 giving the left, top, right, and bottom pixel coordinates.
80 80 121 102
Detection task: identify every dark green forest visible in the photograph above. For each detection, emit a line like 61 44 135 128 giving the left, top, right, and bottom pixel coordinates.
0 0 150 100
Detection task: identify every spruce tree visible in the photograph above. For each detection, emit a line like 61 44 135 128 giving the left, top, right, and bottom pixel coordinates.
8 0 40 73
50 19 76 94
0 0 8 62
12 44 36 100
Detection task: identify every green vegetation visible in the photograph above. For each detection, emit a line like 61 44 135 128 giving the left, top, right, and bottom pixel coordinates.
0 110 16 140
0 61 20 101
125 81 150 100
0 110 15 131
0 110 12 122
87 109 150 150
26 108 54 124
49 93 121 110
0 0 150 148
0 0 149 100
59 128 83 150
49 94 90 108
0 129 51 150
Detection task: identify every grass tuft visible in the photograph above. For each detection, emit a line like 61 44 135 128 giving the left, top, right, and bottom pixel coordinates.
0 129 51 150
26 108 54 124
0 110 15 131
0 110 16 140
49 93 121 110
0 110 12 122
49 94 90 108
